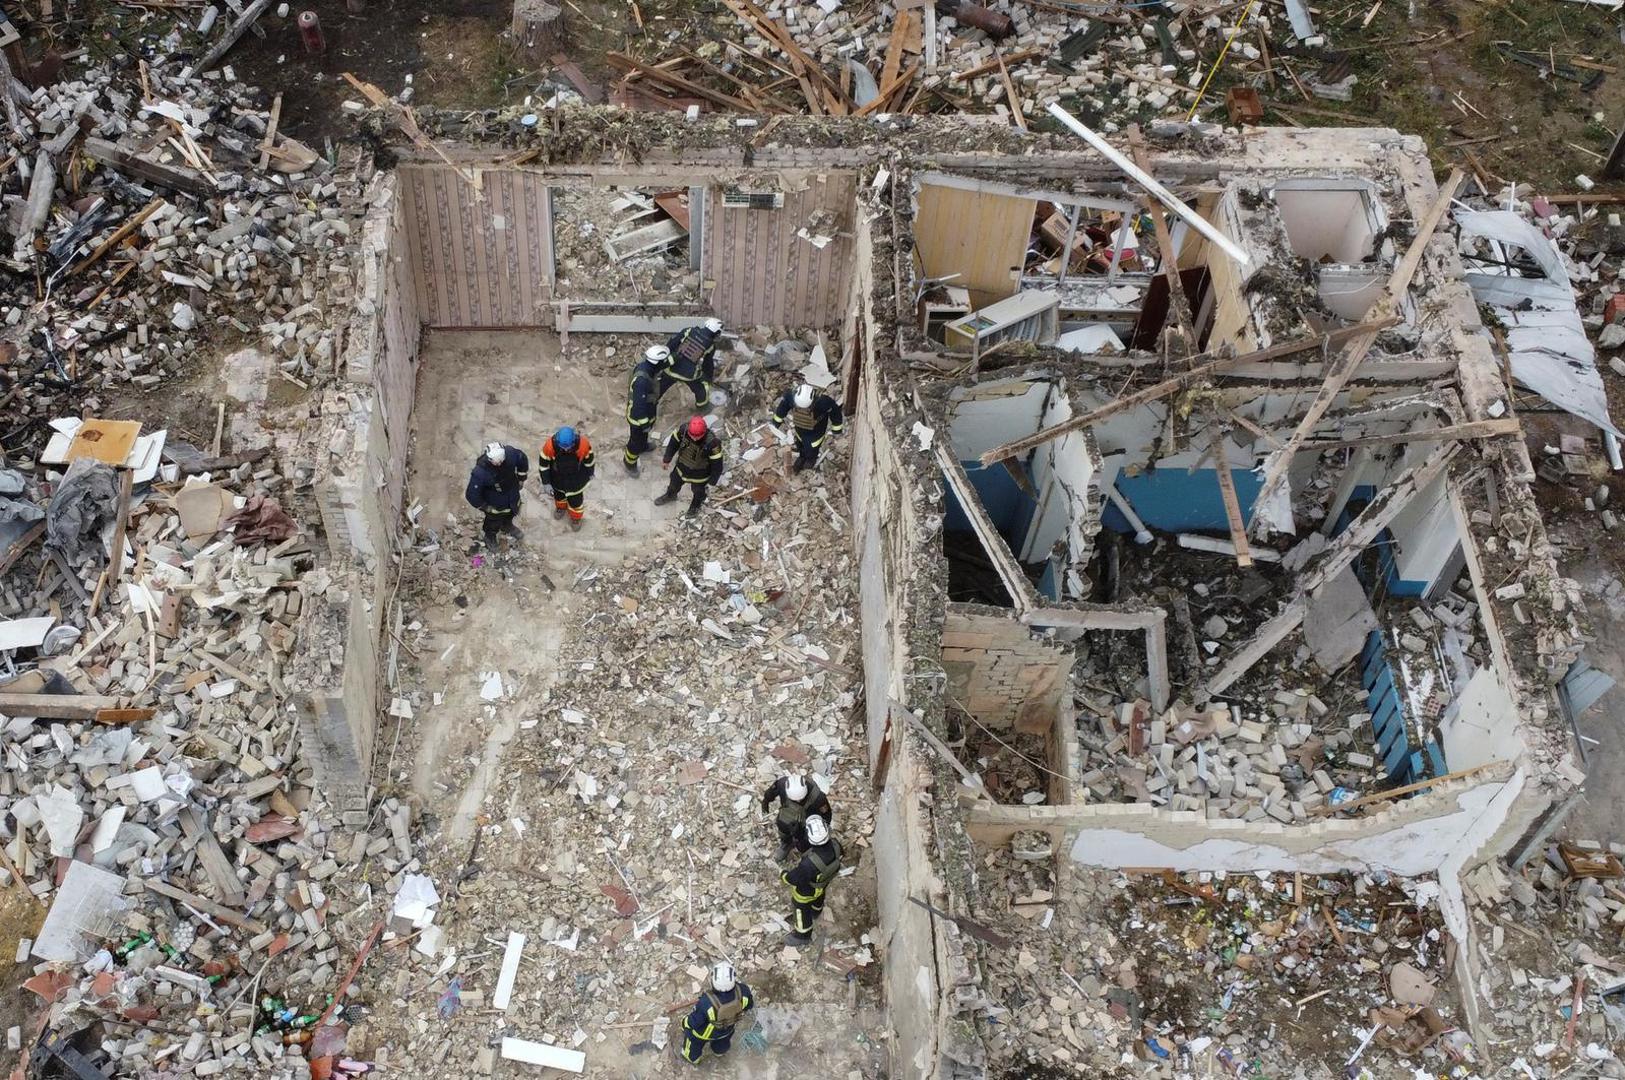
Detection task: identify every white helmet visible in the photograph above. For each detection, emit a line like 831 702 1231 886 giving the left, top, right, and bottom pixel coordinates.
484 442 505 465
804 814 829 846
645 344 671 365
711 961 736 993
793 384 815 409
784 774 808 801
703 317 723 334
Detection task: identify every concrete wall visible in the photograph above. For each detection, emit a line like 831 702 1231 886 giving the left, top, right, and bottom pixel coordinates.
302 175 423 822
941 604 1073 732
962 767 1528 875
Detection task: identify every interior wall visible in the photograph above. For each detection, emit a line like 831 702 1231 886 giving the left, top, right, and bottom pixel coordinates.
1202 189 1256 351
702 171 858 328
1387 472 1459 594
1273 184 1381 263
1020 392 1098 596
914 181 1034 310
941 604 1073 731
397 165 555 327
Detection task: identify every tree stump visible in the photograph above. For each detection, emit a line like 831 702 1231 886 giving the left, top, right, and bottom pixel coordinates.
512 0 566 68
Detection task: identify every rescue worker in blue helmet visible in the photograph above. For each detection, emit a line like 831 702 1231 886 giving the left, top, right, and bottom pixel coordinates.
538 425 595 531
677 961 754 1065
464 441 528 548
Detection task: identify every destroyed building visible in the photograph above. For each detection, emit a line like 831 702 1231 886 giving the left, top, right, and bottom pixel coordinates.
0 58 1618 1080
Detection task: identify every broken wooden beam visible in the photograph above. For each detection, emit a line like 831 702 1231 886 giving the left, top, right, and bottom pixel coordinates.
977 316 1400 466
1207 422 1253 567
197 0 274 71
1202 444 1460 698
0 692 125 720
1297 416 1521 452
1248 169 1464 526
67 196 165 279
604 52 754 111
83 139 214 197
144 878 266 933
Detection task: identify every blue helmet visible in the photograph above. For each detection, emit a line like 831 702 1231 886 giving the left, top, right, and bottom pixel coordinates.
555 426 578 452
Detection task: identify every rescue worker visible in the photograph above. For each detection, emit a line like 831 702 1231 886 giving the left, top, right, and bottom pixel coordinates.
624 344 670 472
538 426 595 530
782 814 843 948
661 317 723 408
654 415 723 516
771 382 845 472
464 442 528 547
759 772 834 860
678 961 754 1066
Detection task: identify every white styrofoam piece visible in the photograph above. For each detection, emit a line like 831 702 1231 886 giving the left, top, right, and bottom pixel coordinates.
492 931 526 1011
0 616 54 651
499 1037 585 1072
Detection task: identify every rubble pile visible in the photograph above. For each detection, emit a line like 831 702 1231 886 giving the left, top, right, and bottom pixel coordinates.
977 862 1475 1076
1075 692 1388 821
1 49 361 459
1464 841 1625 1075
552 187 700 303
0 443 407 1076
335 363 889 1073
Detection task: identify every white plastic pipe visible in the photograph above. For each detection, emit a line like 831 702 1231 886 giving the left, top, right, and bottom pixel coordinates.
1045 103 1252 267
1104 481 1154 545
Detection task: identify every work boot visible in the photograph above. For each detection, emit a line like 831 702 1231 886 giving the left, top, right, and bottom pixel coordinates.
775 841 790 860
783 930 812 948
654 491 676 506
554 504 566 519
504 525 525 543
569 517 582 532
685 503 703 518
624 459 638 474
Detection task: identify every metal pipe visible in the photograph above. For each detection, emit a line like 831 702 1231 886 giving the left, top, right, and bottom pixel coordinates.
1046 103 1252 267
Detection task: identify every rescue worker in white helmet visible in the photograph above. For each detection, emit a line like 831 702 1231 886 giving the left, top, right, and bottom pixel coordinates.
623 344 670 472
782 814 844 948
677 961 754 1065
661 317 724 408
771 381 844 472
759 772 834 861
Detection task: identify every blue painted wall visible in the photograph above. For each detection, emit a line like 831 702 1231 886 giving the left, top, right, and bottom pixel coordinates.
1100 467 1264 535
944 461 1038 549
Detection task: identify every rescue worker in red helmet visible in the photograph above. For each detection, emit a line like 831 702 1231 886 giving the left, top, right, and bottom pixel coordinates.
538 426 595 531
655 415 723 517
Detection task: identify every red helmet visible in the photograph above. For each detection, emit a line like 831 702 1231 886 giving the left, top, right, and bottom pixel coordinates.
687 416 708 439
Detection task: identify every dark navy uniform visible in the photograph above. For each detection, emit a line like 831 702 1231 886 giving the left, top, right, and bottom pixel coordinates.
678 982 754 1065
771 390 845 469
659 426 724 513
661 326 719 408
539 434 595 523
624 358 663 468
760 777 834 856
783 837 843 943
464 446 529 542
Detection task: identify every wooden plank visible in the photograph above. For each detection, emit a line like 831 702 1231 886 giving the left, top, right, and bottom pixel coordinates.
83 138 214 196
651 190 690 231
978 316 1401 465
1248 169 1464 523
1311 762 1500 816
257 92 282 171
144 878 266 933
855 61 919 115
103 468 134 610
67 196 164 279
995 48 1027 131
0 522 44 577
0 692 122 719
1203 445 1459 697
178 807 247 908
93 708 156 724
881 11 914 90
913 181 1035 309
954 46 1042 80
1129 125 1194 342
719 0 847 113
1298 416 1521 451
550 53 604 103
604 52 753 111
1207 422 1253 567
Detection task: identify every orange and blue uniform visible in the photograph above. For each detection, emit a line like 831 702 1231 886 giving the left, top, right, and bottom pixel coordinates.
539 433 595 522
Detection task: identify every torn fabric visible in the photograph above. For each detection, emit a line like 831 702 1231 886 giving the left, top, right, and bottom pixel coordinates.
1456 209 1620 437
45 459 119 559
224 493 297 546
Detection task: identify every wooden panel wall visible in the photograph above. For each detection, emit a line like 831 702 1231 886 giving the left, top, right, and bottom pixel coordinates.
398 166 554 328
914 183 1034 310
702 172 857 329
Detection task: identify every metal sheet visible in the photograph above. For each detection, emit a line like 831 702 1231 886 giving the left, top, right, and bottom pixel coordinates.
1456 209 1620 437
